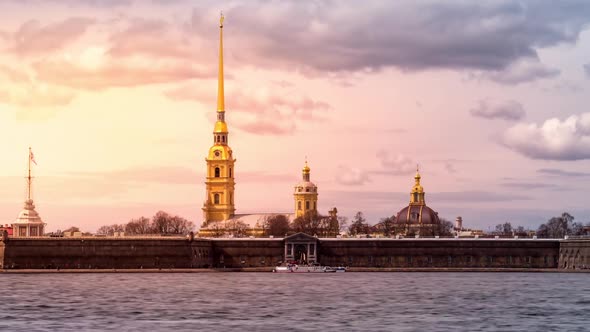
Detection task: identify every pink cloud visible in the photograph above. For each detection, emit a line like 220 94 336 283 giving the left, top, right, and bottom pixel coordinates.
165 82 330 135
11 17 95 56
107 18 198 61
33 59 215 90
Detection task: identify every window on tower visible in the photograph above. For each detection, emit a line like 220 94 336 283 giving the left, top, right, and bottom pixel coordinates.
298 201 302 210
306 201 310 210
215 167 220 178
222 136 226 143
214 194 220 205
229 168 232 178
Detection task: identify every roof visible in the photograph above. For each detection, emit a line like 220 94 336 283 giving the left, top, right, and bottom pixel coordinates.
201 213 295 229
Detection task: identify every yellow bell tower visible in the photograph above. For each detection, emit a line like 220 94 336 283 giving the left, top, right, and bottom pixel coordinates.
202 13 236 225
294 161 318 218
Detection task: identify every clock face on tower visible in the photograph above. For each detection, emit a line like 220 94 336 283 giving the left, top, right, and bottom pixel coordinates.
214 150 221 158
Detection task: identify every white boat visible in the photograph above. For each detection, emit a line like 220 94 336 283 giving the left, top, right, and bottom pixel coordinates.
273 264 346 273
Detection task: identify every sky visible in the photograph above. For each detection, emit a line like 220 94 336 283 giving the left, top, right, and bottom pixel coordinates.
1 0 590 232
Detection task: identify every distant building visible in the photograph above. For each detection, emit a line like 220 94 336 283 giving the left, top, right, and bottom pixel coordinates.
293 161 318 218
394 167 441 236
12 147 46 237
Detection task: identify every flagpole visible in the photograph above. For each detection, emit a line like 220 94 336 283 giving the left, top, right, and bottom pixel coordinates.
28 147 32 201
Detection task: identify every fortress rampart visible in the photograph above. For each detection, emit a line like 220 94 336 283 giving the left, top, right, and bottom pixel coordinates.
2 235 585 270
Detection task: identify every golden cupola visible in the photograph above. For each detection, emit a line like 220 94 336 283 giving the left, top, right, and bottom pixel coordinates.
410 166 425 205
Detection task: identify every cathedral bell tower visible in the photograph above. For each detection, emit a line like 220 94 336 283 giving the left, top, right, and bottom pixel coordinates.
294 161 318 218
202 14 236 225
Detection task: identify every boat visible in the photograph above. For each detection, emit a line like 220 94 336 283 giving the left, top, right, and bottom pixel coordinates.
272 264 346 273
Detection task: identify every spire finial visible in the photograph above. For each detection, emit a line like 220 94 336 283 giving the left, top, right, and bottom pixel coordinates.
217 12 225 113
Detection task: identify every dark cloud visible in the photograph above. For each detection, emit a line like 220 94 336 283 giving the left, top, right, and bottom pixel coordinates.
502 113 590 160
187 1 590 81
470 99 526 121
537 168 590 177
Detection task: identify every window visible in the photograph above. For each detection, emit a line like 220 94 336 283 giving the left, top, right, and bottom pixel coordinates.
222 136 225 143
215 167 220 178
297 201 302 210
525 256 532 264
306 188 310 192
214 194 220 204
413 193 418 201
310 244 315 255
229 168 232 178
30 227 38 236
306 201 310 210
287 244 293 256
216 136 220 143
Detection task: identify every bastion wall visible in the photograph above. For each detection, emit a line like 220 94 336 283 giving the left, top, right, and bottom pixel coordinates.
1 236 585 270
559 239 590 270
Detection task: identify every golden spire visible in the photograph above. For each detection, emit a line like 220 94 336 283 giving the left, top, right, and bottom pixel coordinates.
217 12 225 113
414 164 421 183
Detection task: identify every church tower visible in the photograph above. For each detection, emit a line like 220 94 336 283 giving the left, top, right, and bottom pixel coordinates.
294 161 318 218
202 14 236 225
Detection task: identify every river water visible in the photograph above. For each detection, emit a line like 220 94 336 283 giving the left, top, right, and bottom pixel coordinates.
0 272 588 331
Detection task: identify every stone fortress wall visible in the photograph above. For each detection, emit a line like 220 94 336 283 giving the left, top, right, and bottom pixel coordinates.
2 235 585 270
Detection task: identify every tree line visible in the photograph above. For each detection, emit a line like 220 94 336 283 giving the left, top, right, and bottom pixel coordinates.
97 211 195 236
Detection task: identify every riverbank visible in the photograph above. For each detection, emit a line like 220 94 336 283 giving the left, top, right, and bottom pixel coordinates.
2 267 589 273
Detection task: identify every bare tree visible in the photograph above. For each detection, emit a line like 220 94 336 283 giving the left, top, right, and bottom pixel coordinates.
125 217 151 235
96 224 124 236
537 212 584 238
264 214 290 237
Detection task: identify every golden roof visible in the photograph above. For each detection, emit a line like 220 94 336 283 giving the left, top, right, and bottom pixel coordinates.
214 121 228 133
208 145 233 160
302 161 310 174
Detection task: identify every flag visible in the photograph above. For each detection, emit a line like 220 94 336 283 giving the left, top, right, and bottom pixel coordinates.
30 149 37 165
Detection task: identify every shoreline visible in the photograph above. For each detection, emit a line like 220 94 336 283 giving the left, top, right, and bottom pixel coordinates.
1 267 588 273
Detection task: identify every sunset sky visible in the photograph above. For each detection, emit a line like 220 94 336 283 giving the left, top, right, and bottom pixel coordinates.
2 0 590 232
